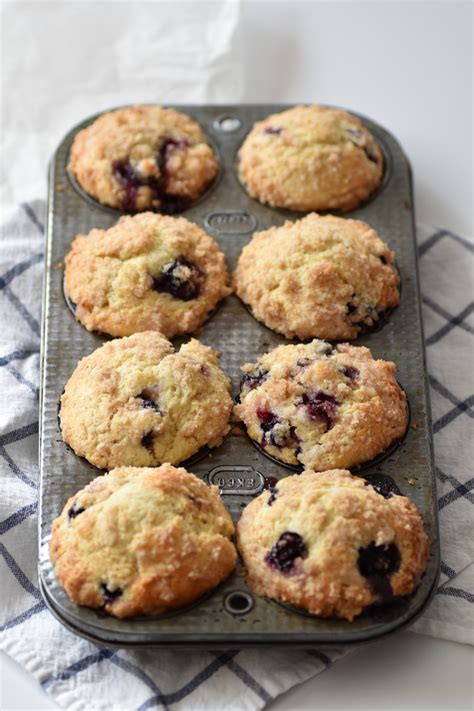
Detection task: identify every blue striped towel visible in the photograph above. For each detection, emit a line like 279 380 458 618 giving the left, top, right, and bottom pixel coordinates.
0 202 472 711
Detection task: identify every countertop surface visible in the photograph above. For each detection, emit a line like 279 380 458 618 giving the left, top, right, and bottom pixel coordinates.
1 1 472 710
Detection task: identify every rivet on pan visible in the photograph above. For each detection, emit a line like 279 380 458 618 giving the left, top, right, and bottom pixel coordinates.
214 115 241 132
224 591 254 615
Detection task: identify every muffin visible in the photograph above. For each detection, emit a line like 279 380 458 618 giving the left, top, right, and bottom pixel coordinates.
59 332 233 469
234 213 399 341
238 105 383 212
64 213 231 338
50 464 237 617
68 105 219 212
235 339 407 471
237 469 429 620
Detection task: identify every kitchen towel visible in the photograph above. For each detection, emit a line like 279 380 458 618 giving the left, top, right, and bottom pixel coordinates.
0 204 472 711
1 1 473 708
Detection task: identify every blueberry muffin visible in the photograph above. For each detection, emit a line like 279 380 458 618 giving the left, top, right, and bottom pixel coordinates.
237 469 429 620
68 105 219 213
235 340 407 471
50 464 237 617
234 213 399 341
59 332 233 469
64 213 231 339
238 105 383 212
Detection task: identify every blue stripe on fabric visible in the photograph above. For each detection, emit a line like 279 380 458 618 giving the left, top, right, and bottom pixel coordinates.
418 229 474 256
433 396 474 434
435 466 466 490
0 253 44 291
111 656 170 711
21 202 45 234
418 230 448 257
135 652 239 711
0 601 46 632
440 561 457 579
438 478 474 510
0 445 37 488
0 501 38 534
2 285 41 336
422 297 474 336
437 587 474 603
429 374 474 417
0 542 42 600
42 649 116 690
4 363 39 394
0 349 37 367
426 303 474 346
447 231 474 252
223 655 273 703
0 421 38 447
305 649 332 667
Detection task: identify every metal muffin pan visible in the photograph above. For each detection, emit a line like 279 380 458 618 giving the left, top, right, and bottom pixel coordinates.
39 104 440 648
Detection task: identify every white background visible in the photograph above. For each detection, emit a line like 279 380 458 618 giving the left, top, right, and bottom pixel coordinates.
1 1 473 709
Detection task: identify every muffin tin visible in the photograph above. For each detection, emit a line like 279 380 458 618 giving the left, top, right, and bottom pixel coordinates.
39 104 439 648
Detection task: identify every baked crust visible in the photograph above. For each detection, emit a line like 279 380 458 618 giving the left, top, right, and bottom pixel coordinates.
235 339 407 471
64 213 231 338
237 469 429 620
68 105 218 212
234 213 399 341
50 464 236 617
238 105 383 212
60 332 233 469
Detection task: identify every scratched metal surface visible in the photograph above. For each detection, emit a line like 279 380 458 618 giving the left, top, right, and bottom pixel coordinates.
38 105 439 648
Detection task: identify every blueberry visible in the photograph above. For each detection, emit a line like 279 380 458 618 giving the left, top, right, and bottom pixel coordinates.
379 255 387 265
340 365 359 381
157 137 190 171
256 407 280 432
265 531 308 573
256 408 299 450
263 126 282 135
67 501 85 519
296 357 314 368
141 398 157 410
137 392 161 412
156 192 192 215
365 475 402 500
112 136 192 213
241 367 268 391
320 343 335 355
357 542 401 598
346 299 376 324
364 146 380 165
263 476 279 490
298 391 339 430
113 159 138 184
141 430 155 452
346 128 380 164
267 486 278 506
263 475 279 506
112 159 140 211
155 138 192 214
152 258 203 300
100 583 123 605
